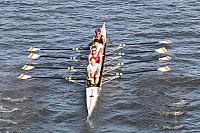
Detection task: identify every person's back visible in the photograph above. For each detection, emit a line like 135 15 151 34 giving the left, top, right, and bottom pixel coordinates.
88 46 102 64
93 39 104 54
92 28 106 46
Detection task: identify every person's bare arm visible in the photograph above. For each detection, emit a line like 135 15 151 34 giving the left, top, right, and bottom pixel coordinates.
96 69 101 77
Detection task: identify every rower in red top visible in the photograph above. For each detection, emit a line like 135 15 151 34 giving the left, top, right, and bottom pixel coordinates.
88 46 103 64
93 38 104 54
92 28 106 46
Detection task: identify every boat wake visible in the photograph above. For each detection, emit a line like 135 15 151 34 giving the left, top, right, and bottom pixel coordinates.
0 119 18 125
86 117 94 129
167 100 187 108
159 111 184 116
1 97 29 103
102 76 120 85
155 124 183 130
0 106 20 113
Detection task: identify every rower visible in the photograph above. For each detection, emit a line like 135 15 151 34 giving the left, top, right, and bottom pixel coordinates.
93 39 104 54
88 46 103 64
87 57 101 86
92 28 106 46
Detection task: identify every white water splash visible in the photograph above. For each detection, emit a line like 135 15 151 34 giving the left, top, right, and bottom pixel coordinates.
0 119 18 124
159 111 184 116
0 106 20 113
1 97 29 103
86 116 94 129
168 100 187 108
155 124 183 130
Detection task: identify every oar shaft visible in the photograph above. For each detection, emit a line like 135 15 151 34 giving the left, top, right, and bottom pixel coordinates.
110 40 172 47
41 48 70 50
107 50 153 56
39 55 87 60
40 55 72 58
110 42 158 47
32 76 64 79
131 50 153 54
35 66 86 70
129 69 157 74
28 47 90 52
40 48 89 51
104 69 157 77
31 76 85 80
129 41 158 45
124 59 154 65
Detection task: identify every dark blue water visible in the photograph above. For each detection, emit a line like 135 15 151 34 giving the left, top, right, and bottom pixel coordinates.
0 0 200 132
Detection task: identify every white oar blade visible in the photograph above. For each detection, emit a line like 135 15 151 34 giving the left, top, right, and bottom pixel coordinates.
118 44 126 47
118 52 125 56
18 74 32 79
21 65 34 70
159 40 172 44
155 47 168 53
28 47 40 52
159 56 172 61
28 53 40 59
157 66 171 72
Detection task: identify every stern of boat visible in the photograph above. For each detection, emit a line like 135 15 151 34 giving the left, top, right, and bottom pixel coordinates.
86 87 100 117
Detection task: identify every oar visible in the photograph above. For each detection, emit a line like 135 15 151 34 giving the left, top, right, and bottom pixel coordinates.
18 65 171 80
107 47 168 56
104 66 172 76
21 65 86 71
110 40 172 47
28 47 89 52
105 55 172 69
18 74 86 80
28 40 171 52
24 54 171 71
117 56 172 65
132 47 168 54
28 53 87 60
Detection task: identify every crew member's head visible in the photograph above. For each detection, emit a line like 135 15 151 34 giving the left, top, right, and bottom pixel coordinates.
95 28 101 36
93 39 99 47
90 56 96 64
90 46 97 54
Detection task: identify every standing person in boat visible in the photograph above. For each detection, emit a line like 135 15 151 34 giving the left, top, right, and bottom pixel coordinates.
88 46 103 64
87 57 101 86
92 28 106 46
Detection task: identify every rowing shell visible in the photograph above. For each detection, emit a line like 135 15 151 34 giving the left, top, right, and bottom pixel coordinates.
86 22 107 118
